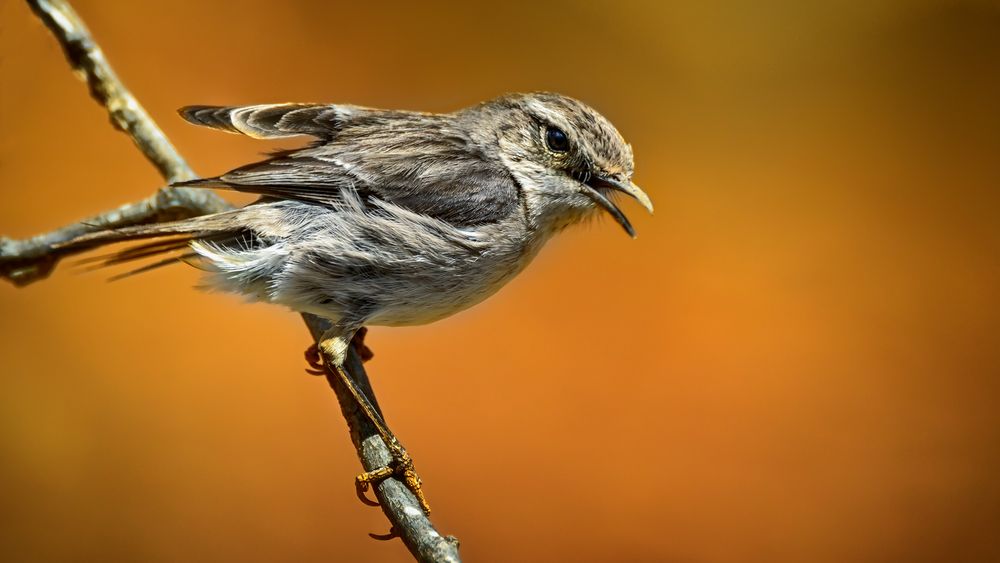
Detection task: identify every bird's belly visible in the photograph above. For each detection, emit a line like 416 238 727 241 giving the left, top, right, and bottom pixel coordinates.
258 206 545 328
364 256 527 327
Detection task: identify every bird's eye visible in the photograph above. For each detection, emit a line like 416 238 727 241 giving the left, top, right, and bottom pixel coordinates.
545 126 570 152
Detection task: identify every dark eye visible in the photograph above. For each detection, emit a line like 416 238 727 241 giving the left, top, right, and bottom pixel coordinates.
545 126 570 152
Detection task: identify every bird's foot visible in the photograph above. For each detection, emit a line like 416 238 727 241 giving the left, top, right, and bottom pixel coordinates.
356 445 431 514
304 343 325 375
304 328 373 376
352 326 375 363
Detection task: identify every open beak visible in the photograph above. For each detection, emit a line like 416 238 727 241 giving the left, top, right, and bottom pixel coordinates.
582 174 655 238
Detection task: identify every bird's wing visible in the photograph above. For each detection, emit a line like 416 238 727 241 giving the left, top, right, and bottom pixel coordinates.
175 109 520 226
179 103 358 139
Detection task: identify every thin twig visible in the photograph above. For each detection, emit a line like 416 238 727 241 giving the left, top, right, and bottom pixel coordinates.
27 0 197 184
3 0 231 286
7 1 460 561
303 318 461 562
0 187 229 286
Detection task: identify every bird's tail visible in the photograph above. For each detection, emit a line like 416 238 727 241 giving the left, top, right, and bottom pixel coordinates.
58 210 245 280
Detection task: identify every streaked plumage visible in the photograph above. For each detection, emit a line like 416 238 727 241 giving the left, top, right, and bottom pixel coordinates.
69 92 652 333
63 92 654 511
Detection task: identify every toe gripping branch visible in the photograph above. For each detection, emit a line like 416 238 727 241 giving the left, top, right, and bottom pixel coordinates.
355 440 430 514
304 328 432 518
305 328 373 375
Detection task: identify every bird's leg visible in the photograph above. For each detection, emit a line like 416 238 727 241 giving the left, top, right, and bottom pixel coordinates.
318 328 430 514
304 328 373 376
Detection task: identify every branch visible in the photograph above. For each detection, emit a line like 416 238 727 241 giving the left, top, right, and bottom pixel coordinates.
1 0 232 286
8 1 460 561
28 0 197 184
302 318 461 562
0 187 231 286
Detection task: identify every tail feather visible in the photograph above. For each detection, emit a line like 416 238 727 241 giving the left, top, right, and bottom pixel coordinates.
73 237 194 268
55 210 243 251
56 210 246 279
106 252 201 282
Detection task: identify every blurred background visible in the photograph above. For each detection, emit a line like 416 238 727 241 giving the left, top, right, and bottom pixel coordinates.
2 0 998 561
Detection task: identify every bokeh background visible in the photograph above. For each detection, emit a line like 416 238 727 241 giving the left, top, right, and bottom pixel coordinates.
2 1 999 561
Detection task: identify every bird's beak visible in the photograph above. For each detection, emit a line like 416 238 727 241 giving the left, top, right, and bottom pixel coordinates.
583 174 655 238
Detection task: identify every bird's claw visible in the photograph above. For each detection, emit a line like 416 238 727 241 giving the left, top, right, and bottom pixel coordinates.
304 343 325 375
355 476 383 506
304 328 373 376
352 327 375 363
368 526 400 541
355 449 431 514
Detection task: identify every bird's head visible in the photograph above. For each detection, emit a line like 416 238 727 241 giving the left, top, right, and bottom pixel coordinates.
465 92 653 237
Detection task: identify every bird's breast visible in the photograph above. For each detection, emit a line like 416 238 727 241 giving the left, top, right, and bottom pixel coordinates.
366 225 543 327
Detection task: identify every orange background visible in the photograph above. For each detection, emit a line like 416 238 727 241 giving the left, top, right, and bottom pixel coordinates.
2 1 999 561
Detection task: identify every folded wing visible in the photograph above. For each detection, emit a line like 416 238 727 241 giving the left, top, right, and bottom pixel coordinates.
175 106 520 226
179 103 357 139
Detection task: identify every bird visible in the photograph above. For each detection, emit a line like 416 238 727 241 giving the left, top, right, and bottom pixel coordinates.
65 92 653 512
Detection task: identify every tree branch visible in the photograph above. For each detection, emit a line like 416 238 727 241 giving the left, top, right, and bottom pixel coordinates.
27 0 199 184
6 1 460 561
0 187 230 286
3 0 231 286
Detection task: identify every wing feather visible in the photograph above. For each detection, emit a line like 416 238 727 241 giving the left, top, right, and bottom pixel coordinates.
176 108 521 226
179 103 357 139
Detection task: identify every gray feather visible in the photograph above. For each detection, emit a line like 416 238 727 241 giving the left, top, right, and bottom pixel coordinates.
175 109 520 226
178 103 356 139
76 92 647 336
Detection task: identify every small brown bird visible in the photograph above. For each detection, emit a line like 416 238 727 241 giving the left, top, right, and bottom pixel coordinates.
71 92 653 512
